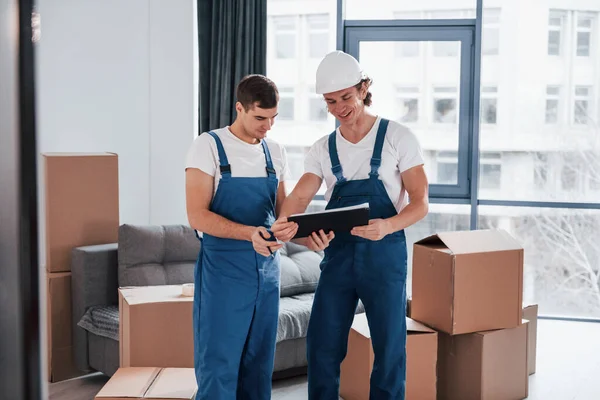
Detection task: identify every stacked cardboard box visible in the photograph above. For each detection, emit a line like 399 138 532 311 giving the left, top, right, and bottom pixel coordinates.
412 229 533 400
43 153 119 382
339 229 538 400
340 314 438 400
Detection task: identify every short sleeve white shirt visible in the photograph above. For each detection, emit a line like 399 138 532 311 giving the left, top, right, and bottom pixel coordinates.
185 127 292 195
304 117 425 212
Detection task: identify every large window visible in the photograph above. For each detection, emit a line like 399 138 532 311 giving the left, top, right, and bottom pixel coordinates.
267 2 337 194
477 1 600 319
480 207 600 319
266 0 600 319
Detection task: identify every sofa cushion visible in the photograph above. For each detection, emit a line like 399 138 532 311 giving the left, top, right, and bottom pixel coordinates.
77 305 119 341
277 293 365 343
78 295 365 345
118 224 200 287
279 242 323 297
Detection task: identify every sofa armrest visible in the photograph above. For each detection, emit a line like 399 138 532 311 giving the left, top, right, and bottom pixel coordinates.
71 243 118 371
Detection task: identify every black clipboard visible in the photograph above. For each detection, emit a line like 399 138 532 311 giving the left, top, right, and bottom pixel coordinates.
288 203 370 239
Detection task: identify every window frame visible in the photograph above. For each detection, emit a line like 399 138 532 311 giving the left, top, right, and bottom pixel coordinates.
345 21 475 199
332 0 600 323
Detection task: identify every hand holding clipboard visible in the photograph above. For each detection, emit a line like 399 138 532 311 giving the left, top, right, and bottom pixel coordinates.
286 203 370 239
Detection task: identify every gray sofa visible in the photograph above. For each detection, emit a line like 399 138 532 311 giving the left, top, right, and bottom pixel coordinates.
71 224 364 378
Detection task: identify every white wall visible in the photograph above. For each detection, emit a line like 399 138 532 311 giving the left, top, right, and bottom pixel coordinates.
36 0 196 229
35 2 196 387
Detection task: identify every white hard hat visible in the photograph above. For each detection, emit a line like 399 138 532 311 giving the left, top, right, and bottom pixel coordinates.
315 51 365 94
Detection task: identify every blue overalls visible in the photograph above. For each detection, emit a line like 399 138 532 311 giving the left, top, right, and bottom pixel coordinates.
192 131 280 400
307 119 408 400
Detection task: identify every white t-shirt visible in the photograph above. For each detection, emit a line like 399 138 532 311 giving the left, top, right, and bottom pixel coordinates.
304 117 425 212
185 127 292 195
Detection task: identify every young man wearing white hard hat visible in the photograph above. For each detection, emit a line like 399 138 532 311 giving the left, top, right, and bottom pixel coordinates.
271 51 429 399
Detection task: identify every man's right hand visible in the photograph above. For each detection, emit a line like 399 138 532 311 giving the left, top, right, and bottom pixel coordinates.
271 217 298 242
251 227 283 257
305 230 335 251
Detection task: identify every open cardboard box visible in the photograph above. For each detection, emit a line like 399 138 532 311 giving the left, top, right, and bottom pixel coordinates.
119 285 193 368
94 367 196 400
412 229 524 335
340 313 437 400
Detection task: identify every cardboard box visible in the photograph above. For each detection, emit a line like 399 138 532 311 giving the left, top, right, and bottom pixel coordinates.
412 229 524 335
522 304 538 375
437 321 529 400
47 272 84 382
43 152 119 273
119 286 193 368
95 367 197 400
340 314 437 400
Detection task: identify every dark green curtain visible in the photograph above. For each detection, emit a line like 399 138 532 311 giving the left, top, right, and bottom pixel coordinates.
197 0 267 133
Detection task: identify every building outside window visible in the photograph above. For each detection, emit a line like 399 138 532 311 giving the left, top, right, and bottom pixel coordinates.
545 85 560 124
436 151 458 184
479 152 502 189
576 13 593 56
273 16 297 59
433 87 458 124
482 9 500 55
396 86 419 123
278 87 295 120
309 90 328 121
534 153 550 190
573 85 591 125
307 14 329 59
480 86 498 124
548 10 565 56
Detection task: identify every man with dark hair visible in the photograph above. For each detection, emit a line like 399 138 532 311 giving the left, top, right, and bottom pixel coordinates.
272 51 429 400
185 74 302 399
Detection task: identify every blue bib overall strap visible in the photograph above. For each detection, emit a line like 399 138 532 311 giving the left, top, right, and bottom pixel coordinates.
328 132 346 183
308 118 408 400
193 132 280 400
261 139 278 179
193 130 231 243
369 118 389 177
207 130 232 178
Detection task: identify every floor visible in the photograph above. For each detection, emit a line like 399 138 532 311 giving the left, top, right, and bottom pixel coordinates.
49 319 600 400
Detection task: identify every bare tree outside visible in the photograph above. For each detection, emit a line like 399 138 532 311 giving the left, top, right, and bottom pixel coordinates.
480 117 600 318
